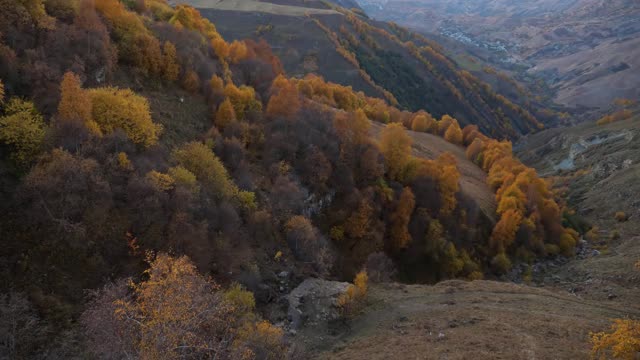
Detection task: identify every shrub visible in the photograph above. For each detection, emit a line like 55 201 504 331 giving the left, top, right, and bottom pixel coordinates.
615 212 628 222
224 282 256 316
590 319 640 359
491 252 512 274
337 270 368 318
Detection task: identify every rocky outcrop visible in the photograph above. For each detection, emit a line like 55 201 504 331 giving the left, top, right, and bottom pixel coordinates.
287 278 350 330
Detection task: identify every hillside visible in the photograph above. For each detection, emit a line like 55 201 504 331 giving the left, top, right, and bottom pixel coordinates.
188 0 566 139
0 0 635 358
370 122 496 222
357 0 640 112
303 280 637 359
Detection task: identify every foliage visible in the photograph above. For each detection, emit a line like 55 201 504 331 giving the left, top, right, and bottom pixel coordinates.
410 112 436 133
58 72 101 135
167 166 200 194
266 75 301 119
182 70 200 93
0 98 46 167
380 123 412 181
215 97 237 130
337 270 368 319
146 170 175 192
161 41 180 82
590 319 640 360
224 83 262 120
89 87 162 147
82 254 286 359
615 212 628 222
390 187 415 250
224 282 256 316
171 141 238 199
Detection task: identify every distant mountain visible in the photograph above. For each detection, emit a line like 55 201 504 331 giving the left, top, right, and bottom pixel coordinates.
356 0 640 111
188 0 567 138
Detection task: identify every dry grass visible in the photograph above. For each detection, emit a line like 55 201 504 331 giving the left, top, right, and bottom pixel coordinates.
306 280 635 359
184 0 339 16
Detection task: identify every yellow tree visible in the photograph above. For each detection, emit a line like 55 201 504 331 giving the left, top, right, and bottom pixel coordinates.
224 83 262 120
266 77 301 119
182 70 200 93
171 141 238 199
410 112 436 133
334 109 370 146
490 209 523 253
89 87 162 147
438 114 456 135
214 97 236 130
390 187 415 250
0 79 4 105
209 74 224 99
436 153 460 217
0 99 46 167
380 123 412 181
58 72 101 135
344 199 374 239
161 41 180 82
591 319 640 360
228 40 248 63
82 253 286 359
444 121 463 145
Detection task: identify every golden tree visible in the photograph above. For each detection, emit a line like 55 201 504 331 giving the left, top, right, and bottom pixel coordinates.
224 83 262 120
334 109 370 146
591 319 640 359
344 199 374 239
410 112 436 133
390 187 415 250
214 97 237 130
182 70 200 93
89 87 162 147
489 209 523 253
57 72 101 135
444 121 463 145
380 123 412 181
161 41 180 82
172 141 238 199
82 253 286 359
266 77 301 119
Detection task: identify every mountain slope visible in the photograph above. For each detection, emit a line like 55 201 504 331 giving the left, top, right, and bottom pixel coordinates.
358 0 640 111
189 0 563 138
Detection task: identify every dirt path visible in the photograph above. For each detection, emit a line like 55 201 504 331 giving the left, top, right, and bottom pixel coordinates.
307 280 635 359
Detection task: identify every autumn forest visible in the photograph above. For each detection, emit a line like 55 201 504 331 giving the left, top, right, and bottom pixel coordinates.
0 0 620 358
